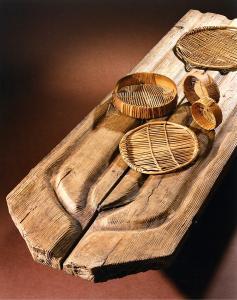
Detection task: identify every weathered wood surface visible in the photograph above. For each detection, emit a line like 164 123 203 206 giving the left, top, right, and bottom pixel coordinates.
7 10 237 281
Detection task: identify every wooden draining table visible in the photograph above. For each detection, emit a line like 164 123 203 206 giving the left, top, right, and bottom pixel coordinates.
7 10 237 282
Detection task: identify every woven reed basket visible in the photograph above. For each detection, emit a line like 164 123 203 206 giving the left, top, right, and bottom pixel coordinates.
175 26 237 72
191 97 223 131
183 71 220 104
119 121 199 175
112 72 177 119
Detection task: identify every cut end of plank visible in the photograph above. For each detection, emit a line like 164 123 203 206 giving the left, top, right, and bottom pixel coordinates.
64 263 95 281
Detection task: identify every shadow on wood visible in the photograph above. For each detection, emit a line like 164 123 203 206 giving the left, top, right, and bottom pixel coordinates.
163 150 237 298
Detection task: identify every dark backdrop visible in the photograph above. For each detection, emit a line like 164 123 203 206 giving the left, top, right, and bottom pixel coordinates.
0 0 237 299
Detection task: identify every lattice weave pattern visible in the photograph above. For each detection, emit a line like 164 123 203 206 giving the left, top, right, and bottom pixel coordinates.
119 121 200 174
112 73 177 119
116 84 176 107
175 26 237 71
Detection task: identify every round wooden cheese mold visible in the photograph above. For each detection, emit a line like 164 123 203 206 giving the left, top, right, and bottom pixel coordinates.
191 97 223 130
175 26 237 73
119 121 199 175
112 72 177 119
183 71 220 104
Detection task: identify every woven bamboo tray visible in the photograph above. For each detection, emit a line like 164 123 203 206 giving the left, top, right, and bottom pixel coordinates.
183 71 220 103
191 97 223 130
175 26 237 73
112 72 177 119
119 121 199 174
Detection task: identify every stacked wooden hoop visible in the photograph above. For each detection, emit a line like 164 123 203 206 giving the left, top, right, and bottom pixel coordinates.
183 71 220 104
183 71 222 130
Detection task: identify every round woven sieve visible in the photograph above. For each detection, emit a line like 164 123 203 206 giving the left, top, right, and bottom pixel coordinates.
119 121 199 174
175 26 237 73
183 71 220 104
112 72 177 119
191 97 223 130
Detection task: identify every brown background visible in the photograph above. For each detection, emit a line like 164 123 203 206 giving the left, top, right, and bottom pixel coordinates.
1 0 237 299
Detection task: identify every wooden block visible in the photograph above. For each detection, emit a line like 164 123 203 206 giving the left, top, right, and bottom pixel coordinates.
7 10 237 281
63 70 237 281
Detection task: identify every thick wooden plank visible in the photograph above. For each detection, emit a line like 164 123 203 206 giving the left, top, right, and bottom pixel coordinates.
7 9 202 269
63 70 237 281
63 14 237 281
6 10 237 281
7 175 80 269
52 9 204 219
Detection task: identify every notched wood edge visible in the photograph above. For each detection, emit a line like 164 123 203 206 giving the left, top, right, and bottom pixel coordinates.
6 176 81 269
64 256 170 282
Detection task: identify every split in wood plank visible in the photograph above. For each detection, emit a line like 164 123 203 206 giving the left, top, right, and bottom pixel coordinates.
6 10 237 282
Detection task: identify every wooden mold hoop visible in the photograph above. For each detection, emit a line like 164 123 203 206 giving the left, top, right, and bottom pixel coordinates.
191 97 223 130
112 72 178 119
119 121 200 175
175 26 237 73
183 71 220 104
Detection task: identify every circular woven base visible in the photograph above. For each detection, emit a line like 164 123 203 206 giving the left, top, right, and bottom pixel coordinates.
175 26 237 72
183 71 220 104
119 121 199 174
112 72 177 119
191 97 223 130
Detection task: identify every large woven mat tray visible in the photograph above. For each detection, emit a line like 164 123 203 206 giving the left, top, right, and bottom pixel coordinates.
175 26 237 73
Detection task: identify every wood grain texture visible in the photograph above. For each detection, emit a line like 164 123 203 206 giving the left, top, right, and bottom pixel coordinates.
6 10 237 281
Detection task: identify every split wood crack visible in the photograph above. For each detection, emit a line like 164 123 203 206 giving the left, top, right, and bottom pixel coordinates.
6 10 237 281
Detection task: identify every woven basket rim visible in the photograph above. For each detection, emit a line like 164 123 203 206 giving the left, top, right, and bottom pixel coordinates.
183 71 220 104
191 96 223 130
112 72 178 119
175 26 237 71
119 121 200 174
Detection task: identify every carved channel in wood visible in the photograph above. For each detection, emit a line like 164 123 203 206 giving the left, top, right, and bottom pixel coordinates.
50 105 140 224
50 102 214 232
